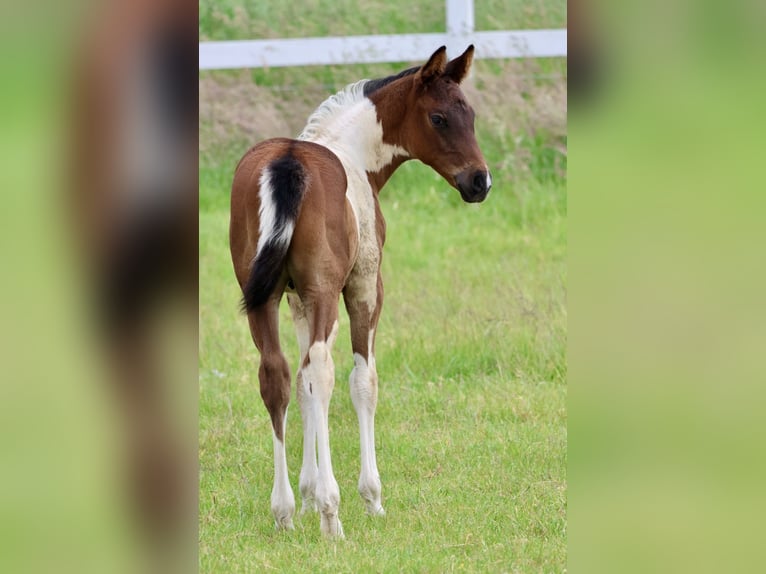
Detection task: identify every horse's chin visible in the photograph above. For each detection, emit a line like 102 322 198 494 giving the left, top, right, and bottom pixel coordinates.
457 186 489 204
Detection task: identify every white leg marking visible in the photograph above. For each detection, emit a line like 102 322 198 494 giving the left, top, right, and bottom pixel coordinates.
270 417 295 530
297 384 318 515
301 323 344 537
349 346 384 516
288 296 318 515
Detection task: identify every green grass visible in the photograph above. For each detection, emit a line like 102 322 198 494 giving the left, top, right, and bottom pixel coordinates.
199 1 566 571
199 0 566 41
200 167 566 571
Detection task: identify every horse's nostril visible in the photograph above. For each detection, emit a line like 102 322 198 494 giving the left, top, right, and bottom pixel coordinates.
455 169 489 202
472 172 486 192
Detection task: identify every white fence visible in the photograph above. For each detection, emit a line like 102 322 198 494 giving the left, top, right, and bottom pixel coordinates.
199 0 567 70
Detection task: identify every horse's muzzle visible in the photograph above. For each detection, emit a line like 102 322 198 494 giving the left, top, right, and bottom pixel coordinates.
456 169 492 203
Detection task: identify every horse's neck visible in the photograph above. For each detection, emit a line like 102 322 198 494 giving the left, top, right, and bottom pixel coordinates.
367 155 409 194
302 98 409 194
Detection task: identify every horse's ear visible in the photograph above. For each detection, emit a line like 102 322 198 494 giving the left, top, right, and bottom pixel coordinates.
445 45 475 84
419 46 448 84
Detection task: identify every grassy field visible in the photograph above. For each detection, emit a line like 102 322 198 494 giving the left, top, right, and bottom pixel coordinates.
199 0 566 41
200 2 566 571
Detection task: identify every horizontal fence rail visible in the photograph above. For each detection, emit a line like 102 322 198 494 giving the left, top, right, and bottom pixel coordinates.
199 0 566 70
199 30 567 70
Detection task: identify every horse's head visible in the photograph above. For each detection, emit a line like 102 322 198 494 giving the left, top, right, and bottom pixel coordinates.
404 45 491 203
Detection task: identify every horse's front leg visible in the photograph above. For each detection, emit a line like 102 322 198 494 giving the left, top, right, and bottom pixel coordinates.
344 272 385 516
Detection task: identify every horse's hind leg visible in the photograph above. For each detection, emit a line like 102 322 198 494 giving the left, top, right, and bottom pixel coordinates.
300 295 343 537
287 293 318 516
248 301 295 530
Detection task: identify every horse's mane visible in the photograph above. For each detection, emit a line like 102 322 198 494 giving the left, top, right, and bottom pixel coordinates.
362 65 419 96
298 79 368 141
298 66 420 141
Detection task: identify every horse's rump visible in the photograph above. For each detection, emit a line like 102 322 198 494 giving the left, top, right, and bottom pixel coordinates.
230 139 352 310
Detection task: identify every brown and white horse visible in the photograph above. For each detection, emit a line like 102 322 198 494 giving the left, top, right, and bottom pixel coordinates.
230 45 491 537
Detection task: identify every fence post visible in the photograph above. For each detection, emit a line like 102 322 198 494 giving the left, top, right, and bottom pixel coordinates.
446 0 474 36
445 0 474 67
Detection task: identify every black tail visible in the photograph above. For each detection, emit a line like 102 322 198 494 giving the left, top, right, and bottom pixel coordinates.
241 154 306 312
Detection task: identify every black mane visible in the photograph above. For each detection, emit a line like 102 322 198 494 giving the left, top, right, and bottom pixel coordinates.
363 65 420 97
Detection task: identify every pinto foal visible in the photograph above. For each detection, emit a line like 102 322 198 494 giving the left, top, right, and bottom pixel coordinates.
230 45 491 537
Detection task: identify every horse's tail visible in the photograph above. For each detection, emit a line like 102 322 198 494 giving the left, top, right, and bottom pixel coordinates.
241 154 307 312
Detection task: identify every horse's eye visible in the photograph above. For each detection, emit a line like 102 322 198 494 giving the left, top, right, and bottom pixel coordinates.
430 114 447 128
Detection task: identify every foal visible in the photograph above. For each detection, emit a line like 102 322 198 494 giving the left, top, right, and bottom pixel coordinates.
230 45 491 537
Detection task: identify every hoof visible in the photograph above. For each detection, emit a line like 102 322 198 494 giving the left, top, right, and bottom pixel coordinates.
320 513 344 539
272 503 296 531
274 517 295 531
366 504 385 517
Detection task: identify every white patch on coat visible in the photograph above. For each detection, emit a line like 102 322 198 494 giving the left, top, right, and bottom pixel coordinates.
367 328 376 360
255 168 295 258
299 80 407 302
298 80 408 172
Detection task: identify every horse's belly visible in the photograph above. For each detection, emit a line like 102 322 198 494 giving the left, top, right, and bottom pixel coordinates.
344 172 379 279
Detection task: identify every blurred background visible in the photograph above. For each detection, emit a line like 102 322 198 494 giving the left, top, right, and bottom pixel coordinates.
569 1 766 573
1 0 197 572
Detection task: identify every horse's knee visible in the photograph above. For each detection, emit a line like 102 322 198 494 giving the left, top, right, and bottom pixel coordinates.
349 354 378 412
303 341 335 399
